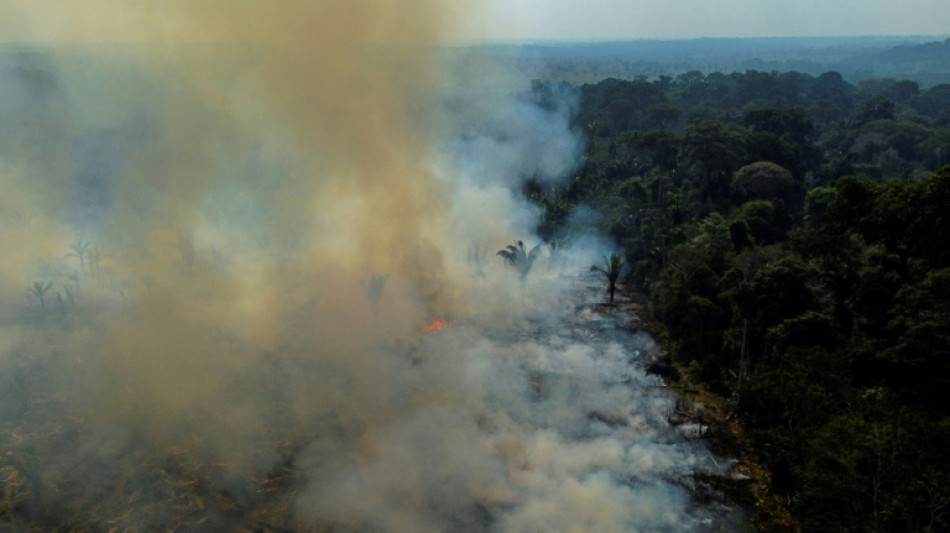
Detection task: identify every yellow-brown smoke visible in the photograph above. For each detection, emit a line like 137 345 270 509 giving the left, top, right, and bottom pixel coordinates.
1 0 477 468
31 3 479 302
0 3 704 532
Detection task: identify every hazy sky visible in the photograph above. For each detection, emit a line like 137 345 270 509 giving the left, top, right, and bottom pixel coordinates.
473 0 950 41
1 0 948 44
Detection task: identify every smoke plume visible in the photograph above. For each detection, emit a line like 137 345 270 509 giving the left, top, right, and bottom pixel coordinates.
0 2 741 531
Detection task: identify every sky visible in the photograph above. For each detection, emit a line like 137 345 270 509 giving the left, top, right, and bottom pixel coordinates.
471 0 950 41
1 0 948 44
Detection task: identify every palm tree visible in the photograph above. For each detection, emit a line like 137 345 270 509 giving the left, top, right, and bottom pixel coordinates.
497 240 542 285
67 241 91 273
591 253 625 305
27 281 54 309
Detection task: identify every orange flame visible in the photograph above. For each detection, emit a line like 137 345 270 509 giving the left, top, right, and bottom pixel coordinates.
421 318 450 333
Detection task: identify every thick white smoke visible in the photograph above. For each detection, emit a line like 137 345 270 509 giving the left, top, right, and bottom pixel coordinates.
438 51 584 188
0 3 744 531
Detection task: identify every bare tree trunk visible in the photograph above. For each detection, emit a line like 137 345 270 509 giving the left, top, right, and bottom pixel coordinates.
737 319 748 405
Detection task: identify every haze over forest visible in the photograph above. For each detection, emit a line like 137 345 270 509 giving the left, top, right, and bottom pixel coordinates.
470 35 950 86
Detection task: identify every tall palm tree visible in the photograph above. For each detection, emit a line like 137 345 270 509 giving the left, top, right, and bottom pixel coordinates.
591 253 625 305
67 241 91 273
497 240 542 284
27 281 54 309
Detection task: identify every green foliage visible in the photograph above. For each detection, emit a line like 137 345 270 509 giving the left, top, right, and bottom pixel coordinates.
26 281 54 310
731 161 796 206
691 212 732 258
67 240 91 273
497 240 542 283
730 200 789 245
855 94 897 123
742 106 814 143
803 186 836 228
533 69 950 531
679 119 750 211
576 78 676 135
590 253 625 304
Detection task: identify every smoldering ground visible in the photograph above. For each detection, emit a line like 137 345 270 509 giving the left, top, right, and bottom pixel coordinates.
0 2 741 531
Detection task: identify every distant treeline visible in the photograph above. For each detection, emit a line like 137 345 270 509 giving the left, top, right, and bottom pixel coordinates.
527 70 950 532
502 36 950 86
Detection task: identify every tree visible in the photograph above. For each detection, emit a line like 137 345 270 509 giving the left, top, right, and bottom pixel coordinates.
885 267 950 411
730 200 789 245
742 106 814 144
731 161 796 206
824 176 877 235
497 240 542 286
591 253 625 305
809 71 855 122
691 212 734 267
630 130 680 172
855 95 896 123
647 103 681 129
803 186 837 228
679 120 750 211
67 241 91 273
27 281 54 310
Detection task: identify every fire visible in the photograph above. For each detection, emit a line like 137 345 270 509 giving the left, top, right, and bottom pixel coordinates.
421 318 450 333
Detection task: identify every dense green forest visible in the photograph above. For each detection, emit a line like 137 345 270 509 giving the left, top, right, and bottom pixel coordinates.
527 70 950 532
